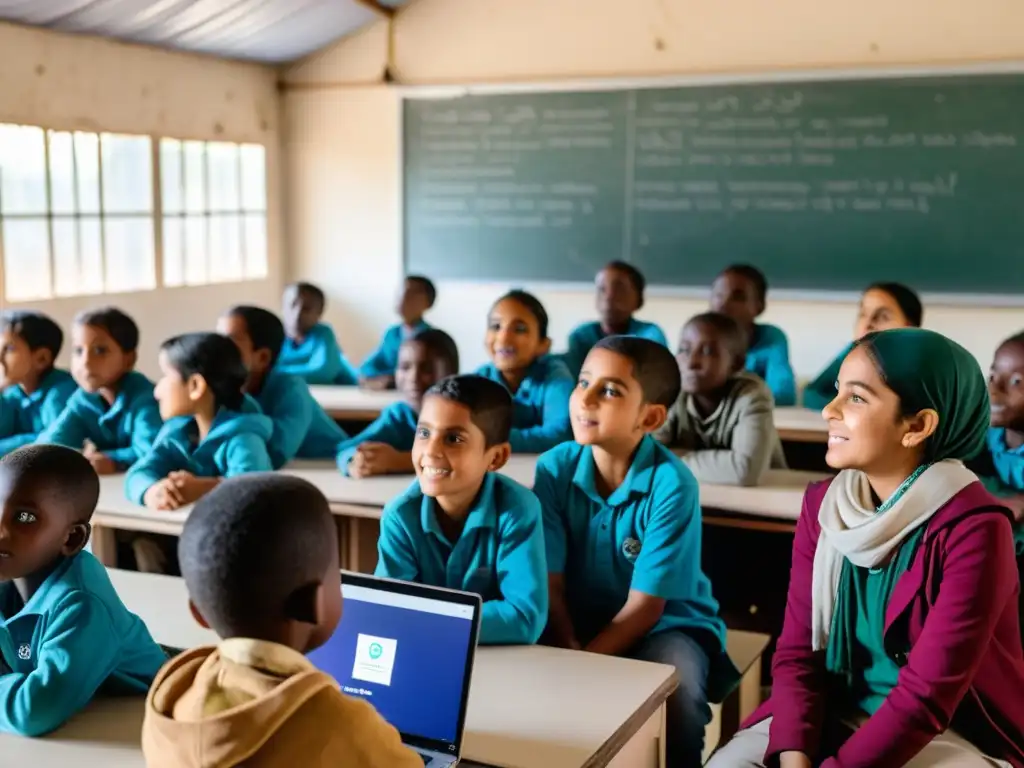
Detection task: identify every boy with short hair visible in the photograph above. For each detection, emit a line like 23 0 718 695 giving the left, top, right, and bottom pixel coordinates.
142 474 419 767
534 336 737 767
656 312 786 487
277 282 360 385
0 444 166 736
710 264 797 406
38 307 163 474
218 305 348 468
375 374 548 645
0 311 78 457
359 275 436 390
338 328 459 477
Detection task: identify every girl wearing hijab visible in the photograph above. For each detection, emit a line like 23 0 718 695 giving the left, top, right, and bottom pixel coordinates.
710 329 1024 768
802 283 923 411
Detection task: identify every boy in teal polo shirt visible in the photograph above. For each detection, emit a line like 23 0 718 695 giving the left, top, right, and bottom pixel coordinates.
534 336 736 768
0 444 165 736
375 375 548 645
359 275 436 390
277 282 360 385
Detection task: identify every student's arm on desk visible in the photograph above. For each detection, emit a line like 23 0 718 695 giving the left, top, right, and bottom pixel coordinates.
0 593 121 736
36 398 89 449
533 457 578 648
107 398 164 469
224 434 274 475
125 442 182 505
263 378 315 468
681 392 776 486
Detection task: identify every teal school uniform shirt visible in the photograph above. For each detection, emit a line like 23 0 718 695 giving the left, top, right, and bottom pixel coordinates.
476 356 574 453
744 323 797 407
563 319 669 378
533 436 727 650
985 427 1024 555
359 321 431 379
37 370 163 469
0 369 77 456
0 550 166 736
255 370 348 469
375 473 548 645
336 401 418 475
802 342 853 411
276 323 358 385
124 396 274 504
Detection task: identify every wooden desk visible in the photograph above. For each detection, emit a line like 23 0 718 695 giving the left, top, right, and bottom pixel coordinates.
773 407 828 444
309 385 402 422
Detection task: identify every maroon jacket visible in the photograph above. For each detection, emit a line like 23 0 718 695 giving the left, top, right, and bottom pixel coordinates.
747 479 1024 767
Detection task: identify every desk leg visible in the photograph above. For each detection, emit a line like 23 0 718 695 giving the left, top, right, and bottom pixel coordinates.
91 525 118 567
737 656 763 722
607 704 666 768
345 519 380 574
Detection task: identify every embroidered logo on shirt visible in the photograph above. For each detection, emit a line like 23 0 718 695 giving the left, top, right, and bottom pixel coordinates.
17 644 31 661
621 537 642 562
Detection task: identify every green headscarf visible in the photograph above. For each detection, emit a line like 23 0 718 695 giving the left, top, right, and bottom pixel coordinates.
854 328 989 462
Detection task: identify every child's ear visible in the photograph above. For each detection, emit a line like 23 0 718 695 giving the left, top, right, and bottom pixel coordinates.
188 600 211 629
187 373 209 402
61 522 91 557
284 581 322 626
253 348 273 372
538 337 552 356
487 442 512 472
125 350 138 371
902 408 939 450
729 352 745 374
639 403 669 433
32 348 54 372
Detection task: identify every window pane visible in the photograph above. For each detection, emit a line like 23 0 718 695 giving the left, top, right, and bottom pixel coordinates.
207 143 240 213
49 131 76 215
79 218 104 295
75 133 101 214
102 134 152 214
243 213 267 278
163 215 184 287
184 215 207 285
104 217 155 292
2 219 51 300
183 141 206 214
208 214 241 282
0 124 47 215
240 144 266 212
161 139 183 215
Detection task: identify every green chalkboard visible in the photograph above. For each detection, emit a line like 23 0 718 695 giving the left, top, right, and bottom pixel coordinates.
403 74 1024 295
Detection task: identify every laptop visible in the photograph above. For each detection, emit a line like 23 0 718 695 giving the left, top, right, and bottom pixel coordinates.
308 572 481 767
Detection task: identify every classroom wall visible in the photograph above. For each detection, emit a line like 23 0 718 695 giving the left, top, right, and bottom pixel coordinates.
0 22 284 377
283 0 1024 379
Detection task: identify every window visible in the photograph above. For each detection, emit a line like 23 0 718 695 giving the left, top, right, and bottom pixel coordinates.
0 124 268 302
160 139 267 287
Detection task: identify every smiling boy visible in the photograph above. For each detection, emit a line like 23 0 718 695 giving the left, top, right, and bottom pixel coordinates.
984 332 1024 533
374 375 548 645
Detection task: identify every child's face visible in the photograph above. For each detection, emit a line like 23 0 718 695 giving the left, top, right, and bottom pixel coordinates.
282 286 322 339
0 330 48 388
822 345 924 473
71 324 134 393
216 314 271 379
396 280 431 326
412 395 506 511
154 351 199 421
571 347 666 447
395 341 449 411
0 466 88 582
989 340 1024 432
676 320 739 396
596 267 640 328
854 289 911 340
710 271 763 328
485 298 550 373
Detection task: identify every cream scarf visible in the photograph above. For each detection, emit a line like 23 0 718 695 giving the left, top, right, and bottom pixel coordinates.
811 460 977 651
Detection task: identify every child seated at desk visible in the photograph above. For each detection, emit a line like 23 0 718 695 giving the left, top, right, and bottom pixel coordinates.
563 261 668 377
803 282 922 411
277 282 359 385
126 333 273 513
375 375 548 645
0 311 77 457
359 275 436 390
0 445 165 736
142 474 419 767
476 289 573 453
655 312 786 486
710 329 1024 768
534 336 738 768
337 328 459 477
710 264 797 406
980 332 1024 538
218 305 348 468
38 307 162 474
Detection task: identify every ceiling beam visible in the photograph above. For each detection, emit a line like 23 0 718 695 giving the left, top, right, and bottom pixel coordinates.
352 0 395 18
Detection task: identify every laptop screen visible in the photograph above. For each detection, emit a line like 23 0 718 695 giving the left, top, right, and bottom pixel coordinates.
308 574 479 753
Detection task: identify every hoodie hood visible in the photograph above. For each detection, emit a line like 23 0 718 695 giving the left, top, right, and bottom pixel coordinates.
142 646 337 768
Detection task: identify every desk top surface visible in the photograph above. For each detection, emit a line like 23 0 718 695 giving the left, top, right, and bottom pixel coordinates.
0 569 675 768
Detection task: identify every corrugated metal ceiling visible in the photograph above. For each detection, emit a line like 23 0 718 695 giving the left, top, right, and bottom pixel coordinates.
0 0 402 63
